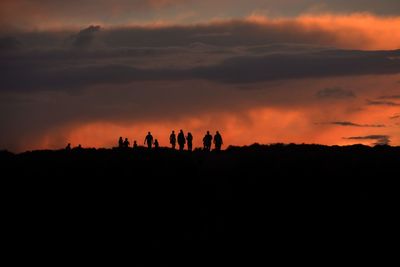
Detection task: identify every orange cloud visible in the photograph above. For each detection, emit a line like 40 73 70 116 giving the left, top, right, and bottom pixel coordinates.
246 13 400 50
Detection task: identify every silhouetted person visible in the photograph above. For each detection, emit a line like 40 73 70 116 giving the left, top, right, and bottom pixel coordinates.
178 129 186 151
118 137 123 148
74 144 82 150
213 131 223 151
144 132 153 149
170 130 176 149
123 138 130 148
186 132 193 151
133 140 138 148
65 143 71 150
154 139 159 149
203 131 212 152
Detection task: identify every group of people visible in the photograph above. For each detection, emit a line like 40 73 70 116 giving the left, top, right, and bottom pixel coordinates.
118 130 223 151
169 130 193 151
202 131 223 151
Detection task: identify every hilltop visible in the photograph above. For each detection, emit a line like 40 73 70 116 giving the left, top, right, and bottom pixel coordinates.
1 143 398 264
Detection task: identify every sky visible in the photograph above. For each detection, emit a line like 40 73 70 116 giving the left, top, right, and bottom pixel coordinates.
1 0 400 152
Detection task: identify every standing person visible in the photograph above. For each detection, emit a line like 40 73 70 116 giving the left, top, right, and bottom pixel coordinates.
144 132 153 149
203 131 212 152
133 140 138 148
118 137 124 148
170 130 176 149
177 130 186 151
213 131 223 151
65 143 71 150
123 138 130 148
154 139 159 149
186 132 193 151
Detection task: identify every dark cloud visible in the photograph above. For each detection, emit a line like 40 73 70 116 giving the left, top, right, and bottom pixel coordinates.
366 100 400 106
344 135 391 146
327 121 385 127
316 87 355 99
192 50 400 83
99 21 339 48
1 40 400 92
390 114 400 119
71 25 101 48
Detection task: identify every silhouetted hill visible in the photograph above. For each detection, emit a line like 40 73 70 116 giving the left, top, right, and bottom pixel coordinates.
2 144 398 265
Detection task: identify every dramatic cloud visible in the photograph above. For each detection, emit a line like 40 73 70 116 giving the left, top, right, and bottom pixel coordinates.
2 13 400 50
1 39 400 92
2 10 400 151
344 135 391 146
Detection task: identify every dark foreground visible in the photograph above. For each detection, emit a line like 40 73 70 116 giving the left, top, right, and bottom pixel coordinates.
1 144 399 264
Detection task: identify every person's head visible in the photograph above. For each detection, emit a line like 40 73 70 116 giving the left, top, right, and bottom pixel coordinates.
216 131 219 134
172 130 175 133
148 131 151 135
207 131 210 134
125 138 128 140
180 129 183 133
134 140 137 144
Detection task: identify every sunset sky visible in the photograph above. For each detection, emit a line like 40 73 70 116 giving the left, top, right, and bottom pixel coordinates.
1 0 400 152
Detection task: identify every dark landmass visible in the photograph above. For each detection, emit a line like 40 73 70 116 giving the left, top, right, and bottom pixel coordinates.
1 143 399 264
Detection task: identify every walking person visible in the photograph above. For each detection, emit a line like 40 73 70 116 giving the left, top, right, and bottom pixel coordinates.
144 132 153 149
154 139 159 149
170 130 176 149
123 138 130 148
186 132 193 151
118 137 124 148
203 131 212 152
213 131 223 151
177 130 186 151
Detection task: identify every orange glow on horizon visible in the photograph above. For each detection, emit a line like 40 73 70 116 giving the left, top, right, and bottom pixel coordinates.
29 105 399 152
